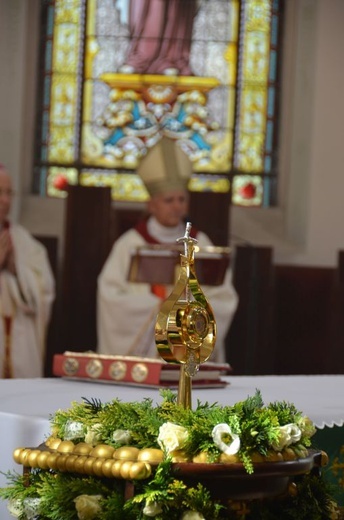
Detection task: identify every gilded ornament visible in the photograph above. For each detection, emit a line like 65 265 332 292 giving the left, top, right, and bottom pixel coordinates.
90 444 115 459
250 452 265 463
109 361 127 381
120 460 134 479
46 453 59 470
320 450 329 466
85 359 103 379
27 450 41 468
13 448 24 464
73 442 93 456
288 482 298 496
264 450 284 462
63 357 79 376
19 448 31 465
170 449 191 463
57 440 75 453
137 448 164 464
93 458 106 477
131 363 149 383
56 454 69 472
65 455 79 472
129 461 152 480
114 446 140 461
282 448 297 461
37 451 51 470
111 460 123 478
219 453 240 464
155 222 216 408
73 455 89 473
46 437 62 450
192 451 210 463
83 457 96 475
101 458 116 478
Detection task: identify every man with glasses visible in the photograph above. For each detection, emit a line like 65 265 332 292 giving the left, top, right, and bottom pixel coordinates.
0 164 55 378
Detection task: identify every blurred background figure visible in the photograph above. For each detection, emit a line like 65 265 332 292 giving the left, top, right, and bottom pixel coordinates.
97 137 238 362
0 164 55 378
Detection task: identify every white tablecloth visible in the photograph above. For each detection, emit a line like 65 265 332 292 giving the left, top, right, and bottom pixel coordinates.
1 375 344 519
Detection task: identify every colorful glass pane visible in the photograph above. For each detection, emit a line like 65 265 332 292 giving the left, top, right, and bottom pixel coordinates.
34 0 283 205
80 0 240 175
48 0 84 164
47 166 79 198
232 175 263 207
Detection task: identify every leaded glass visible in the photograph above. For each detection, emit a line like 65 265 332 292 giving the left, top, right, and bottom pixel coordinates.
34 0 284 207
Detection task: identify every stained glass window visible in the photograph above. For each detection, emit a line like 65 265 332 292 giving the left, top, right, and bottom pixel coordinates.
33 0 284 207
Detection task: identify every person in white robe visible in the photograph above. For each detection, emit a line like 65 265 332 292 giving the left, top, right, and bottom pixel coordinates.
0 165 55 378
97 138 238 363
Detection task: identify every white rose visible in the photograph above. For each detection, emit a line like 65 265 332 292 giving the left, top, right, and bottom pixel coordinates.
298 416 316 438
157 422 189 454
272 423 302 451
64 420 84 440
181 511 205 520
84 423 102 445
7 498 23 517
212 423 241 455
143 501 163 517
23 497 41 520
74 494 102 520
112 429 132 445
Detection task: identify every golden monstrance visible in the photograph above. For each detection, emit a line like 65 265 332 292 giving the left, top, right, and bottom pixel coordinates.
155 222 217 408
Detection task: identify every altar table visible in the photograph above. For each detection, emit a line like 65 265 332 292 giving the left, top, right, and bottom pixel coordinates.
0 375 343 518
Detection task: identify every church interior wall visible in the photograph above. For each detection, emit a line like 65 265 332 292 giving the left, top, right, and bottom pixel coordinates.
0 0 343 269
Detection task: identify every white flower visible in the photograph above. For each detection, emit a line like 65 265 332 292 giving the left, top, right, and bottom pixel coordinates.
7 498 23 517
212 423 241 455
74 494 102 520
143 501 163 517
112 429 132 445
298 416 316 438
157 422 189 454
272 423 302 451
181 511 205 520
23 497 41 519
84 423 102 445
64 420 84 440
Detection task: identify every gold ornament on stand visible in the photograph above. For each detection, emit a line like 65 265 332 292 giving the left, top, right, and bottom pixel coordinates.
155 222 217 408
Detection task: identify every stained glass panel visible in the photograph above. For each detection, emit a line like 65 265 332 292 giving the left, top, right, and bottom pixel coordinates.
34 0 284 207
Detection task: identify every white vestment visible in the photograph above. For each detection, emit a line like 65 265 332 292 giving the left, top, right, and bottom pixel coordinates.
97 217 238 363
0 224 55 378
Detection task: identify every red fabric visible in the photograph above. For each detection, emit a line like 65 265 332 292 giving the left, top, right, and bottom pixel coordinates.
151 284 167 300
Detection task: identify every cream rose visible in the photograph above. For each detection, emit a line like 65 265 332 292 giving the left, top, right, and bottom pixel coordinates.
212 423 241 455
74 494 102 520
272 423 302 451
7 498 23 518
143 500 163 517
157 422 189 453
64 420 85 440
84 423 102 445
112 429 132 445
23 497 41 519
298 416 316 438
